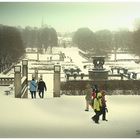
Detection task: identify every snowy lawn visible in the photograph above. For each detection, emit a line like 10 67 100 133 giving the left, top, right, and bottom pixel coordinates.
0 88 140 138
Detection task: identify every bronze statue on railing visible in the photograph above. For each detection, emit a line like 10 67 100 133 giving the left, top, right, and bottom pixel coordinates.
89 56 108 80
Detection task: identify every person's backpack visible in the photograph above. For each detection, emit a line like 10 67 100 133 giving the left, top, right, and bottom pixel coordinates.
91 89 100 108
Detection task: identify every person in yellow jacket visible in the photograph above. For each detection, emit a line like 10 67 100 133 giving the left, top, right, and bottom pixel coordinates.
91 92 102 124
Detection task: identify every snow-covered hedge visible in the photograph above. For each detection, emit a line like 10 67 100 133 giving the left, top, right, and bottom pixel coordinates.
60 80 140 95
60 89 140 95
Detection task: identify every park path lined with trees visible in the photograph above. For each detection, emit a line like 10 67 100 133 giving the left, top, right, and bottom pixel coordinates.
72 26 140 61
1 19 140 74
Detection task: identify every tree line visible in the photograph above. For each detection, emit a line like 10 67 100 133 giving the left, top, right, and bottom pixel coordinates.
1 22 140 72
0 24 58 72
0 25 25 70
19 26 58 50
72 27 140 58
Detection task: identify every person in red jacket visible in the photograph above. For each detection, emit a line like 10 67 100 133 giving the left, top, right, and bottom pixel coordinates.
91 84 99 108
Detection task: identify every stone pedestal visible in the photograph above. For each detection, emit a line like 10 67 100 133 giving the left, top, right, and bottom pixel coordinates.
89 56 108 80
89 69 108 80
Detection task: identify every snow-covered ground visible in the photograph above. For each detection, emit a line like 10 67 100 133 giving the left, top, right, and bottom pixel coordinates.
1 46 140 138
0 89 140 138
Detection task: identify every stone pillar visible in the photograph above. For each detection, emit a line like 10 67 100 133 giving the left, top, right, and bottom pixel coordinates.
22 60 28 98
14 65 21 98
53 65 61 97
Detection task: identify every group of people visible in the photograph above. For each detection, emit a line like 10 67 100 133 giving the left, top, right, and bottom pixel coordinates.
29 76 47 99
85 84 108 124
30 77 107 123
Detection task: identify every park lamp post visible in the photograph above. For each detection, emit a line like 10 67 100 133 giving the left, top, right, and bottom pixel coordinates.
22 59 28 78
22 59 28 66
14 65 21 73
54 65 61 73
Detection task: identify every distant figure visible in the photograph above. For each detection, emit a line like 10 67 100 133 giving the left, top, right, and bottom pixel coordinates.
50 56 52 61
92 84 99 94
84 83 93 111
38 78 47 98
29 78 37 99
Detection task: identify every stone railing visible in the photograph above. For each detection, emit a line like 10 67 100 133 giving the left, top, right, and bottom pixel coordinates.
0 77 14 86
110 67 138 80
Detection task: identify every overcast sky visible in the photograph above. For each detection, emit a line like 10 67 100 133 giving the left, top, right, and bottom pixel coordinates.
0 2 140 32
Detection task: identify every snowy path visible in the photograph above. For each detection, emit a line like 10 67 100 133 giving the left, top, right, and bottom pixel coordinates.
0 89 140 138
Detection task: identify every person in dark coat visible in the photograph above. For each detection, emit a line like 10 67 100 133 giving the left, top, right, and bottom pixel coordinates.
38 78 47 98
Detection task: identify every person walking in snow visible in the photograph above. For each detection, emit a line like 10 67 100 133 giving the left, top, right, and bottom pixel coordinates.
84 83 93 111
91 91 102 124
37 77 47 98
29 77 37 99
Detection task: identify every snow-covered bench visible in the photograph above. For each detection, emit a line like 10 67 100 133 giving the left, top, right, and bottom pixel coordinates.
4 85 14 95
4 90 11 95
